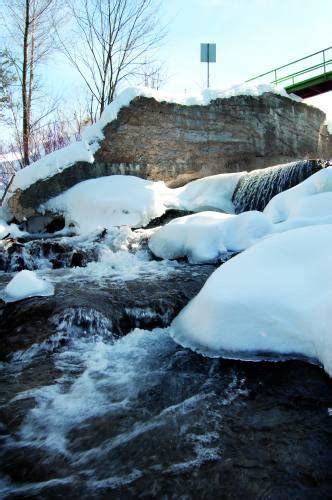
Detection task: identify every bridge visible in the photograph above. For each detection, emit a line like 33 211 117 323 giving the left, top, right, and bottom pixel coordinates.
246 47 332 98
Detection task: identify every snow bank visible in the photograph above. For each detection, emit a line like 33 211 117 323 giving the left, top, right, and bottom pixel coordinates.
41 171 246 234
171 172 245 213
42 175 168 234
149 211 272 263
150 166 332 264
2 270 54 302
170 225 332 376
264 167 332 222
7 83 299 193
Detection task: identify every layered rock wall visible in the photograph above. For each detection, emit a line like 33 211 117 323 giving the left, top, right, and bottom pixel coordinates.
95 93 327 187
7 92 329 222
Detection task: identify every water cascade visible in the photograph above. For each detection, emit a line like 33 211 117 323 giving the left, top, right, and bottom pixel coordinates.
232 159 328 213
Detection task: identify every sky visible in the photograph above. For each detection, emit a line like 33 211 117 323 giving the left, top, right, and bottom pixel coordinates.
46 0 332 127
155 0 332 121
1 0 332 144
157 0 331 91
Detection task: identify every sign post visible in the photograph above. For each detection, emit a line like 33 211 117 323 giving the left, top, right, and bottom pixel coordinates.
200 43 216 88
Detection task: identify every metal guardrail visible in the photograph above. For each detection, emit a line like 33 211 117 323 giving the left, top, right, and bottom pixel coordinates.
246 47 332 87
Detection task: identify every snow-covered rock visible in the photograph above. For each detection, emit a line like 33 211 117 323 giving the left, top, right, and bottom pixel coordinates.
171 172 245 214
42 175 169 234
41 172 247 235
149 211 272 263
264 167 332 222
2 270 54 302
150 166 332 264
7 84 304 194
10 142 94 193
170 225 332 376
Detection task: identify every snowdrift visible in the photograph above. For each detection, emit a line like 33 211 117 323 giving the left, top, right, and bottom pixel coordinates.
41 172 245 234
170 225 332 376
149 167 332 262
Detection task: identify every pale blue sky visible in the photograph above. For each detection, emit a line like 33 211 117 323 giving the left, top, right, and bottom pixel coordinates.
156 0 332 118
1 0 332 143
51 0 332 123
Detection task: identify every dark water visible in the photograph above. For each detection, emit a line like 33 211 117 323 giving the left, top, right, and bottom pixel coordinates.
0 266 331 499
232 159 328 213
1 166 332 498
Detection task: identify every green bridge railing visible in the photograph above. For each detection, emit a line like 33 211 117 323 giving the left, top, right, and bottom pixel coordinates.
246 47 332 94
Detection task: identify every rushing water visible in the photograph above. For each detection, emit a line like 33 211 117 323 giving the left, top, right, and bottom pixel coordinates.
1 175 332 497
1 314 331 498
232 159 328 213
0 264 331 498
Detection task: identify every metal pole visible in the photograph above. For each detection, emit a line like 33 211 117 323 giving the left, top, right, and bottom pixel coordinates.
323 49 326 74
207 43 210 88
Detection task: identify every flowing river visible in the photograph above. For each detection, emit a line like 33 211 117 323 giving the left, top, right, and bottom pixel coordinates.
0 234 331 499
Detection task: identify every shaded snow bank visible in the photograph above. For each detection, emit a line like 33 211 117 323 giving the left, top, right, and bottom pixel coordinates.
170 225 332 376
8 83 300 193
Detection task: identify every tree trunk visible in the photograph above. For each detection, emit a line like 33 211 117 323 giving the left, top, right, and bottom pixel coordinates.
22 0 30 166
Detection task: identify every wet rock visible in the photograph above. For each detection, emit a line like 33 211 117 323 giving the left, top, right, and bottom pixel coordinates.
144 209 195 229
20 214 65 234
0 237 100 272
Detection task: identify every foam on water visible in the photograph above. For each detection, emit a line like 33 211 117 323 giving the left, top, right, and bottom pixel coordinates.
68 246 180 282
0 323 247 495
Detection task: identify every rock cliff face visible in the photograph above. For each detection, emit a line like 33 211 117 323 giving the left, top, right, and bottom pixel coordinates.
95 93 327 186
6 92 329 222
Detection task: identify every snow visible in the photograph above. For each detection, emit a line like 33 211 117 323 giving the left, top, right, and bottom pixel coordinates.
263 167 332 223
10 142 94 193
171 172 245 213
170 225 332 376
150 166 332 264
149 211 272 263
42 175 168 234
6 83 300 194
41 172 246 234
2 270 54 302
0 219 26 239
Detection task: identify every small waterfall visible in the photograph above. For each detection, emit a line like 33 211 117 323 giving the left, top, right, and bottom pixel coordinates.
232 159 328 213
54 307 114 342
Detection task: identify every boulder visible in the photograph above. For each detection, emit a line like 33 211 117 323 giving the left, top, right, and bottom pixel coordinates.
6 93 329 222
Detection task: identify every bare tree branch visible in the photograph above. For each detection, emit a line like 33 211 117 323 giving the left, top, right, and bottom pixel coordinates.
58 0 166 119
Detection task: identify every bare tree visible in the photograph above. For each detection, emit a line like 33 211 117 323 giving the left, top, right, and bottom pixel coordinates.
0 143 21 201
0 51 16 121
29 108 91 161
59 0 166 120
1 0 63 166
140 61 166 90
